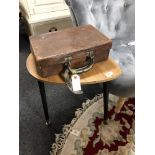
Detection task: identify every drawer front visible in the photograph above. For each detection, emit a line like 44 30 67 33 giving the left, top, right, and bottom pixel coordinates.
34 0 64 5
33 3 68 14
22 0 67 15
32 18 73 35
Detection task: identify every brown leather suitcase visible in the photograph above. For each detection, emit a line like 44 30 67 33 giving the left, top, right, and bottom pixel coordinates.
30 25 112 78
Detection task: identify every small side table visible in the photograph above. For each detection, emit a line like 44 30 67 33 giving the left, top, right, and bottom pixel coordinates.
26 54 122 125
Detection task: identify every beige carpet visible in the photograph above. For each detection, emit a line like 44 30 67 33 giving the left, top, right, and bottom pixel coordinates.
50 94 135 155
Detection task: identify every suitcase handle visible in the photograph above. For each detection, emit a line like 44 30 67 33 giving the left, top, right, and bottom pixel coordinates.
62 51 94 95
65 51 95 74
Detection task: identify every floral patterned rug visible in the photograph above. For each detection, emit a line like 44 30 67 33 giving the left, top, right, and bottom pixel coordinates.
50 94 135 155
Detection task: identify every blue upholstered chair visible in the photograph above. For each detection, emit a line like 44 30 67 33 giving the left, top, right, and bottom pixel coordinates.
65 0 135 112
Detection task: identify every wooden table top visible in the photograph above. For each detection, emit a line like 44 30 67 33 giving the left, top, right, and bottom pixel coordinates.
26 53 122 84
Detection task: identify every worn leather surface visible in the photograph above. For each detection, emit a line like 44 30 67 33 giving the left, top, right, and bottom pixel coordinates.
30 25 112 77
66 0 135 97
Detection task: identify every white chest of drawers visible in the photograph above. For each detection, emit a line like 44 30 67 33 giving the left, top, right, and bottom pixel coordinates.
19 0 73 35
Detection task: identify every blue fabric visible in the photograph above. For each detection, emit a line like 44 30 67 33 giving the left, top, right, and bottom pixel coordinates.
66 0 135 97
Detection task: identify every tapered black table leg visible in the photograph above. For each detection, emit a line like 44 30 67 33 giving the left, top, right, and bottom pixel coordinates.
37 80 50 126
103 82 109 124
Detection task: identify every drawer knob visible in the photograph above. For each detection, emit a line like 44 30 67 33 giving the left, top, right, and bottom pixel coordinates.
49 27 58 32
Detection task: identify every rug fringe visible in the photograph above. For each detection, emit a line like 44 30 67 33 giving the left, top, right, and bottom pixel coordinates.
50 94 103 155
